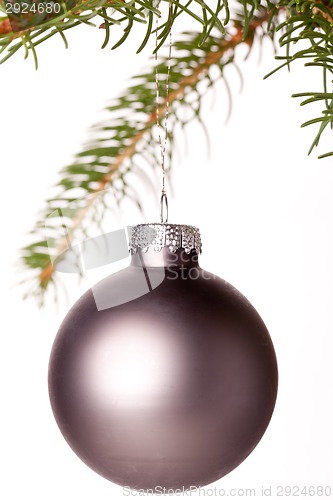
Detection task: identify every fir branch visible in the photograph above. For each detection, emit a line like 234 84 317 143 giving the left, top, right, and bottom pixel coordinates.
264 0 333 158
21 0 333 304
21 10 272 304
0 0 229 66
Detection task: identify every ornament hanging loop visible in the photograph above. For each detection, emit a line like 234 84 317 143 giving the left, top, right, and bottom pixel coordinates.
160 191 168 223
155 3 172 222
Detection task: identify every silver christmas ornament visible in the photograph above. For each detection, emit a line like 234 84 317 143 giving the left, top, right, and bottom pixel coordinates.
48 223 278 491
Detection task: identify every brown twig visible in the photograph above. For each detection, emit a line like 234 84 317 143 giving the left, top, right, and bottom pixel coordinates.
0 18 12 35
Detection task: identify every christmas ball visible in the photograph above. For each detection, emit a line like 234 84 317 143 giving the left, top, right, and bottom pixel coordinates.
49 223 278 491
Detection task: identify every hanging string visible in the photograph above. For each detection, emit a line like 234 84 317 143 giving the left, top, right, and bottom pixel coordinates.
155 4 172 223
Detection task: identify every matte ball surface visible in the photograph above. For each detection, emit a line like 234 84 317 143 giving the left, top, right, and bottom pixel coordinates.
49 251 278 490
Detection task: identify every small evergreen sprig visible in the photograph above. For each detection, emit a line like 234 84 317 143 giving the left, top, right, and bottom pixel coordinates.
264 0 333 158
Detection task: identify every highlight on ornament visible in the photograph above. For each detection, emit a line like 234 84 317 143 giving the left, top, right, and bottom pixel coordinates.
48 221 278 491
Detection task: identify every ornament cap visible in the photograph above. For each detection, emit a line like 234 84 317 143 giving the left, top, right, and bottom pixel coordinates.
128 223 202 255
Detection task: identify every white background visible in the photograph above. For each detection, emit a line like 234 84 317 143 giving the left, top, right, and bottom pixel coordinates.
0 7 333 500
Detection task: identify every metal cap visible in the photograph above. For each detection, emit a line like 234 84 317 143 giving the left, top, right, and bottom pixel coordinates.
128 223 202 255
